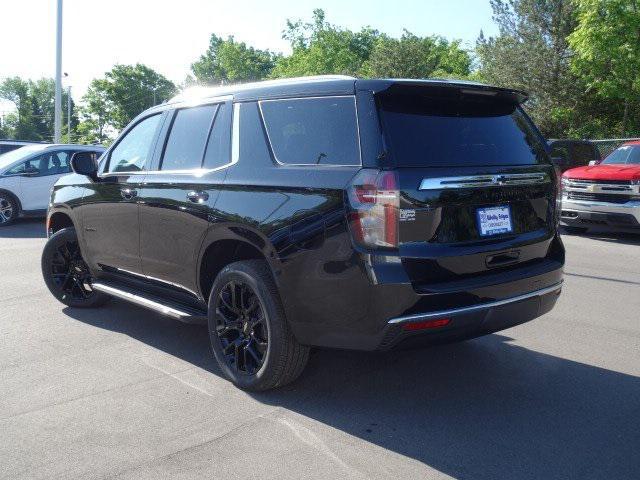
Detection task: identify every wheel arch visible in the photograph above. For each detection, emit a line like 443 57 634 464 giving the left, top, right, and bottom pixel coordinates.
197 225 280 302
47 210 76 234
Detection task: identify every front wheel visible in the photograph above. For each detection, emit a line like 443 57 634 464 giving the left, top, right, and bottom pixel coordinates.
41 227 110 308
0 193 18 226
208 260 309 391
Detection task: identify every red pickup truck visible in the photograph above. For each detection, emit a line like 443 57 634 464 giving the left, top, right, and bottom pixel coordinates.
561 141 640 233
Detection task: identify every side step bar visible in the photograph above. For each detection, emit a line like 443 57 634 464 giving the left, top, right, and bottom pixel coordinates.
92 282 207 325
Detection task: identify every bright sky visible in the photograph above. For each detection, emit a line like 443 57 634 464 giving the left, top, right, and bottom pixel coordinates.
0 0 498 110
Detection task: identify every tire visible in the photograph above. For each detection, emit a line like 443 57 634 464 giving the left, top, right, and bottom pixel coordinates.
208 260 309 391
0 192 18 227
41 227 110 308
563 225 588 234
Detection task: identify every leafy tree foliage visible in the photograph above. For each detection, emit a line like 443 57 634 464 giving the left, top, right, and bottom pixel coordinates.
362 31 471 79
476 0 579 137
569 0 640 136
191 34 278 84
0 77 75 141
271 9 381 77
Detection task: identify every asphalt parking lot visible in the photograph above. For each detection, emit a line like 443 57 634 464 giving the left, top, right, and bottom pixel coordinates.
1 220 639 480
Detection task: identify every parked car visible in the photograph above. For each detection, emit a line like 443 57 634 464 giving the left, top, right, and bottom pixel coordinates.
561 141 640 233
42 76 565 391
548 139 601 172
0 144 105 226
0 139 45 156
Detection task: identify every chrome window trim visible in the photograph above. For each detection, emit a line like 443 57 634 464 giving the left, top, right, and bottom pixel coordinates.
98 100 238 179
419 172 550 190
257 95 362 168
388 282 563 325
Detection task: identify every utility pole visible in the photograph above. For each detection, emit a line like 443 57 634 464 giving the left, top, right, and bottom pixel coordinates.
54 0 63 143
67 86 72 142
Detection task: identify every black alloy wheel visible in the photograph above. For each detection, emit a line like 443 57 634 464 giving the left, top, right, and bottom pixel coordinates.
214 280 268 375
208 260 309 391
41 228 109 308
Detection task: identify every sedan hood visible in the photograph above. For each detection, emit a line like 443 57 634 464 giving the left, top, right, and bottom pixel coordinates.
562 164 640 182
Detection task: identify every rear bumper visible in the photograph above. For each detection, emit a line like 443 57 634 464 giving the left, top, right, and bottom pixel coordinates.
561 197 640 229
378 282 561 350
285 236 564 351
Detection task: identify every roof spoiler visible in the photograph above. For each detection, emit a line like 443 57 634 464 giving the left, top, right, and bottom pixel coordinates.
358 79 529 104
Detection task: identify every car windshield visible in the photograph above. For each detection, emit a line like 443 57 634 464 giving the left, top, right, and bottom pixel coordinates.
0 145 49 171
601 145 640 165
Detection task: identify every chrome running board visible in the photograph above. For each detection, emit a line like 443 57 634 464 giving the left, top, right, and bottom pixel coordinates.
388 282 563 325
92 282 207 324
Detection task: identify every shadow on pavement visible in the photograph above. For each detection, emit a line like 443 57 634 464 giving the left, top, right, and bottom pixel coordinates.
561 226 640 246
63 300 640 480
0 219 46 239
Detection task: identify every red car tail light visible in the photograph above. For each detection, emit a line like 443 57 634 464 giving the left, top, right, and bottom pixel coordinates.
347 169 399 248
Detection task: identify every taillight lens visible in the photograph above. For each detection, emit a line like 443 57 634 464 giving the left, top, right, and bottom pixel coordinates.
347 169 399 248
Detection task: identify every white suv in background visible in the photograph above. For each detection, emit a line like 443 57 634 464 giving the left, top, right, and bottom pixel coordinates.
0 144 105 226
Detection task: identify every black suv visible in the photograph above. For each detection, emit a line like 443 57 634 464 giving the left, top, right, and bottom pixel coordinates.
42 76 564 391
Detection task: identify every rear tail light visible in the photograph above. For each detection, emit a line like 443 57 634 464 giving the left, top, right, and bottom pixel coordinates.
347 169 399 248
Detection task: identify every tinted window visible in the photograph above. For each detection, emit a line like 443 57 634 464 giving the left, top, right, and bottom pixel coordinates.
260 97 360 166
602 145 640 165
379 93 548 167
161 105 217 171
572 143 599 165
203 103 231 169
108 114 162 173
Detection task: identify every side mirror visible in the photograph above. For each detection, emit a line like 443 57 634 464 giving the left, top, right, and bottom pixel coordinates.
70 151 98 179
588 160 599 166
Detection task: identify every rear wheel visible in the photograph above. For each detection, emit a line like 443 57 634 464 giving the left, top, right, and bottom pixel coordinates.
208 260 309 391
41 228 109 308
0 193 17 226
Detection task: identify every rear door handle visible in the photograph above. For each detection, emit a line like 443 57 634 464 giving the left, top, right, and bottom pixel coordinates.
121 188 137 200
187 191 209 203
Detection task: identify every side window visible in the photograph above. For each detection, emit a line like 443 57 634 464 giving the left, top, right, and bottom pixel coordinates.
161 105 217 171
108 114 162 173
6 161 27 175
203 103 232 169
259 96 360 166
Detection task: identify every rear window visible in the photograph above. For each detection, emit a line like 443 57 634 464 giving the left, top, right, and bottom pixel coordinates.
260 96 360 166
378 93 548 167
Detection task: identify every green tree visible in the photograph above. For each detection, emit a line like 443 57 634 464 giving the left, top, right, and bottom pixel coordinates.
0 77 75 141
191 34 278 84
569 0 640 136
75 79 114 144
271 9 380 78
476 0 580 136
362 30 471 79
100 64 176 130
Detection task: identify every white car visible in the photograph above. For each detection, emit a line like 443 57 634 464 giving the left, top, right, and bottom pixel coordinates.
0 144 105 226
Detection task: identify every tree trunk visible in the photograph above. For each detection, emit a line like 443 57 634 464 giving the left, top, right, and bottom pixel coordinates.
622 99 629 137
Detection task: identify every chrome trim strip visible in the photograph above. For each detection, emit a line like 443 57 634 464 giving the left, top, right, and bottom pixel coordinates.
419 173 550 190
388 282 563 325
257 95 362 168
92 282 194 319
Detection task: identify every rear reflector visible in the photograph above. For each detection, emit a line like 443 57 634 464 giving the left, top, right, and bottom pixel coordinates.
401 318 451 331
